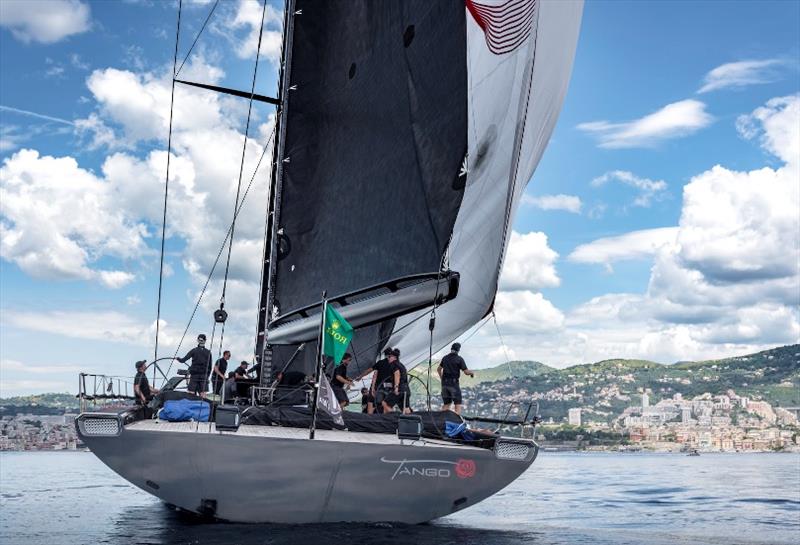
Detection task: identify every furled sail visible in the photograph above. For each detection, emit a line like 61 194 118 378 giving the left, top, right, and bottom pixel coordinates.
259 0 583 376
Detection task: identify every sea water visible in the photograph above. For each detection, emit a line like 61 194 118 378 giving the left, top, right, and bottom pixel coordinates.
1 451 798 545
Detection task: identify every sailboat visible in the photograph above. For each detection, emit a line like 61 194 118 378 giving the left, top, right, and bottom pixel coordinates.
76 0 583 524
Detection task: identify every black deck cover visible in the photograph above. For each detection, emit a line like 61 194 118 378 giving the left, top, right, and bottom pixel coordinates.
243 407 453 435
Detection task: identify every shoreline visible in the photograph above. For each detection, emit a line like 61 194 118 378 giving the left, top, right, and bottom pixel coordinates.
2 448 799 455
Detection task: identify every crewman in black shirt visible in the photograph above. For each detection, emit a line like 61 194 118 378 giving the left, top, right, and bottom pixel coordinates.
392 348 412 414
234 361 249 378
331 353 354 408
212 350 231 396
223 371 238 403
437 342 474 415
357 348 399 414
176 334 213 398
133 360 158 405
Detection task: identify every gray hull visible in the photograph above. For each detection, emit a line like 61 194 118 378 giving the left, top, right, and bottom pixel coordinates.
77 415 536 524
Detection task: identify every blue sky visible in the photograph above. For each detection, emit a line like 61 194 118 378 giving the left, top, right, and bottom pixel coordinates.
1 0 798 396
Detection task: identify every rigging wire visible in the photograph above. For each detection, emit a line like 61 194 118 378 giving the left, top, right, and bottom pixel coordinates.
458 313 493 346
165 122 277 377
174 0 219 79
153 0 183 384
492 310 515 376
216 0 270 359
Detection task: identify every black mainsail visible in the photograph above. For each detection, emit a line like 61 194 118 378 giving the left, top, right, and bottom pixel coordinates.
258 0 469 377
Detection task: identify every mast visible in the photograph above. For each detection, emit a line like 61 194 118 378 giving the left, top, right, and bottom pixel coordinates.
256 0 296 386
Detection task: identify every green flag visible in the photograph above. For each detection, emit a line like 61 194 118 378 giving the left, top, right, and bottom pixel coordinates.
323 305 353 364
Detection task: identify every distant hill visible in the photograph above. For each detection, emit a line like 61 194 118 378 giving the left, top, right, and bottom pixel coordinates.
410 360 549 398
0 393 79 416
408 345 799 421
3 345 797 420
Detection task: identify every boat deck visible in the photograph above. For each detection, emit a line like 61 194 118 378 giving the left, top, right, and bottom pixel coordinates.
127 419 485 451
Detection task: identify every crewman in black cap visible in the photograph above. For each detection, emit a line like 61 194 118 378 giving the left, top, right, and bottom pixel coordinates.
437 342 474 415
176 334 213 398
133 360 158 405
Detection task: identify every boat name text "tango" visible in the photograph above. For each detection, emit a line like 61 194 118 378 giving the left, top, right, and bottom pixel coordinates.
379 457 476 480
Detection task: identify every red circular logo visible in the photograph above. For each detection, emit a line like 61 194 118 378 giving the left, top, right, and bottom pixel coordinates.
455 459 476 479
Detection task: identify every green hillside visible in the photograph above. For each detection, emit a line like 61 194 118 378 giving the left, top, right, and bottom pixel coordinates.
3 345 797 421
409 360 549 398
455 344 800 422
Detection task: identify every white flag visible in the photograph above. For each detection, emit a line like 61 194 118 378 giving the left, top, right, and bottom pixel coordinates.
318 376 345 427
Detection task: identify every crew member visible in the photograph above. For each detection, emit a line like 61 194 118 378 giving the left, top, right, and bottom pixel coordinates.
392 348 412 414
212 350 231 396
133 360 158 406
331 353 354 409
176 334 213 398
355 348 391 413
379 349 402 413
223 371 238 403
234 361 249 378
437 342 474 415
360 387 374 414
357 348 399 414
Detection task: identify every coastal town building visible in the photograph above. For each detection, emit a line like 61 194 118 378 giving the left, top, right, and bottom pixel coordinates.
568 408 582 426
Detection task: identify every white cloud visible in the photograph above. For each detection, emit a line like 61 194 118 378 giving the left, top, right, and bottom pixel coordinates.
44 57 66 79
522 193 582 214
74 113 118 150
4 310 178 347
0 124 22 152
0 0 91 44
736 94 800 164
463 95 800 368
84 61 224 144
1 359 82 375
494 291 565 334
569 227 678 267
0 379 72 396
657 95 799 290
0 149 148 287
98 270 136 289
698 59 790 94
499 231 560 290
591 170 668 207
223 0 283 62
70 53 90 70
578 99 713 148
2 54 277 362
